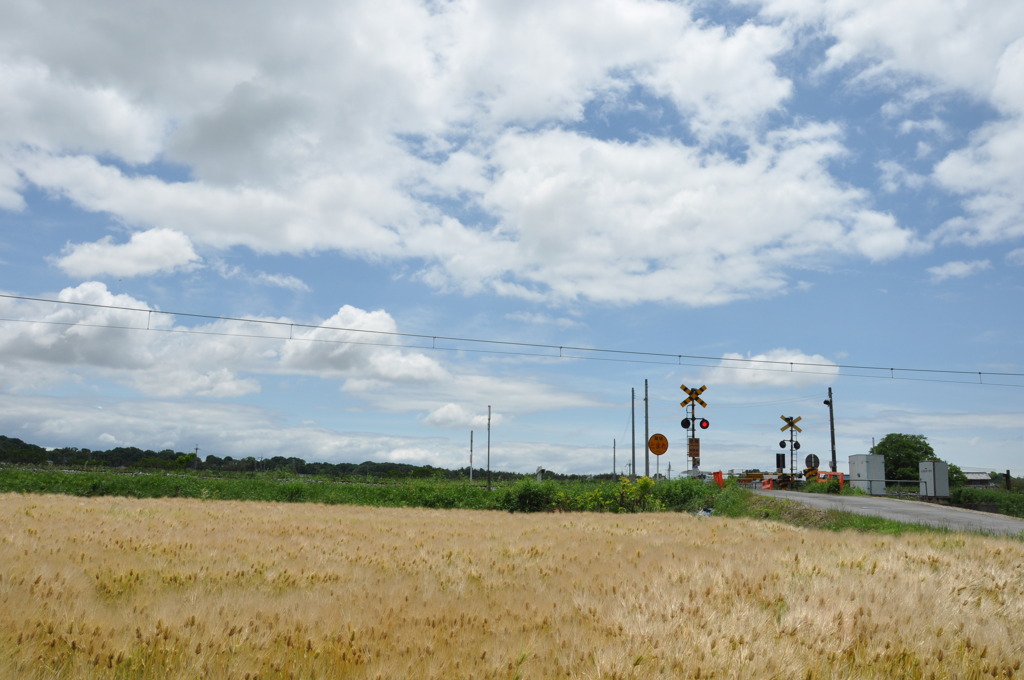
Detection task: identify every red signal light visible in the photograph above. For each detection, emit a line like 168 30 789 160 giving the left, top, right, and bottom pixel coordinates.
699 419 710 430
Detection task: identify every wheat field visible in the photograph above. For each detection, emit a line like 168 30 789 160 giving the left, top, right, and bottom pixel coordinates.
1 493 1022 679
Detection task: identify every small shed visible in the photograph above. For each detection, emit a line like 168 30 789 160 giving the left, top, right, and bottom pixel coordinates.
964 472 996 488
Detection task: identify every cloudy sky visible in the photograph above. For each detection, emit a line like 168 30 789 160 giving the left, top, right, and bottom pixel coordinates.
1 0 1022 476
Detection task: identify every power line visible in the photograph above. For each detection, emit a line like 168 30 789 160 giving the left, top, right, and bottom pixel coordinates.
1 292 1023 388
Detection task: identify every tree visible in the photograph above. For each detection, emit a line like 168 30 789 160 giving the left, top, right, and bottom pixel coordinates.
873 433 937 482
948 463 967 488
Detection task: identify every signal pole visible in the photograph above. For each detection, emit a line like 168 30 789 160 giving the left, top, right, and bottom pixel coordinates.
486 405 492 492
679 384 709 475
644 379 649 478
631 388 636 480
780 416 803 478
824 387 837 472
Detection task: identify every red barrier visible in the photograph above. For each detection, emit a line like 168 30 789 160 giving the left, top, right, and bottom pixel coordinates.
760 479 774 490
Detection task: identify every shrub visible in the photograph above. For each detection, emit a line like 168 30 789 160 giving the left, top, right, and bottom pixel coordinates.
499 479 557 513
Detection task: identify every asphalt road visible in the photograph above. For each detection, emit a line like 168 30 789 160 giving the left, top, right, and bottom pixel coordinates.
752 489 1024 536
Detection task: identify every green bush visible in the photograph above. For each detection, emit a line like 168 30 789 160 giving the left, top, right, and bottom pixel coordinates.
950 487 1024 518
499 479 557 512
803 479 842 494
652 477 718 511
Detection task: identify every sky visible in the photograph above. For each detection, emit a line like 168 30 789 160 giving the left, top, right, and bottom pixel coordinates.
1 0 1022 477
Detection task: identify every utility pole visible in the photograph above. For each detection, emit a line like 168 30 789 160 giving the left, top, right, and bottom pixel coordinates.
469 430 474 482
486 405 492 492
824 387 837 472
631 388 636 480
613 438 616 477
644 379 649 478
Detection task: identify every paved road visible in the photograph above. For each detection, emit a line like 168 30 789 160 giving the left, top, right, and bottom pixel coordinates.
752 489 1024 536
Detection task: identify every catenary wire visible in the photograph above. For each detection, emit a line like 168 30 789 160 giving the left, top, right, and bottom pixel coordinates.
1 293 1023 388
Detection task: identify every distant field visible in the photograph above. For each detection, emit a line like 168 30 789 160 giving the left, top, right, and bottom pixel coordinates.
2 493 1022 679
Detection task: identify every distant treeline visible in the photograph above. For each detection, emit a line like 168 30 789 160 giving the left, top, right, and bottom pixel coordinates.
0 435 615 481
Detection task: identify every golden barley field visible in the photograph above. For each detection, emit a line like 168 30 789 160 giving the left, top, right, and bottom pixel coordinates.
1 493 1022 679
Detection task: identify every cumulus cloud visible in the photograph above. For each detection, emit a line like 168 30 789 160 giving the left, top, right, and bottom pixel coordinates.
931 37 1024 246
756 0 1024 100
927 259 992 283
53 228 202 278
0 60 164 163
702 349 840 388
0 0 938 309
753 1 1024 251
422 403 497 429
0 283 442 398
0 284 600 431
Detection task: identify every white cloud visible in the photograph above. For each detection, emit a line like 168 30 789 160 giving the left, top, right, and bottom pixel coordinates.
212 260 310 292
3 0 1019 314
0 284 603 432
756 0 1024 101
0 284 442 399
0 0 912 309
0 162 25 210
752 1 1024 250
932 41 1024 246
927 259 992 283
0 60 164 164
53 228 201 278
702 349 840 388
423 403 491 429
877 160 926 193
932 122 1024 247
15 118 924 307
1007 248 1024 266
450 125 920 303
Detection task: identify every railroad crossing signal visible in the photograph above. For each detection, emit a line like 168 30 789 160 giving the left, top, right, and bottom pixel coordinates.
778 415 802 477
780 415 802 432
679 384 708 408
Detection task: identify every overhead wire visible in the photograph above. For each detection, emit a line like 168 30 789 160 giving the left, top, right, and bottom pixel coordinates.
1 292 1023 388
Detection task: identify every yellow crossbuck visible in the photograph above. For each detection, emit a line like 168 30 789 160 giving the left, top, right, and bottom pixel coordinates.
679 384 707 408
780 415 802 432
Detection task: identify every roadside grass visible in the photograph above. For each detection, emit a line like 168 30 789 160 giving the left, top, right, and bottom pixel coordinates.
744 494 941 535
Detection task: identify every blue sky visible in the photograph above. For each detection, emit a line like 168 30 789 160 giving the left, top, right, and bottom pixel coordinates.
1 0 1022 476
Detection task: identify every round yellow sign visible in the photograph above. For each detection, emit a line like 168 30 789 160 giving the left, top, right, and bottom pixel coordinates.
648 433 669 456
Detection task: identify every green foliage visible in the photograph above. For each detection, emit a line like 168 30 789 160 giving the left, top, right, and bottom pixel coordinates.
949 487 1024 519
5 466 1019 536
803 479 842 494
651 476 718 511
947 463 968 488
0 436 48 464
499 479 558 512
873 433 937 482
708 478 747 517
497 476 727 514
